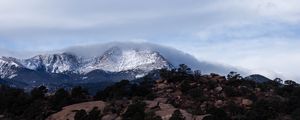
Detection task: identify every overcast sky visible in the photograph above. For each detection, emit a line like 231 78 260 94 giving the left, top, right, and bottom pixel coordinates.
0 0 300 81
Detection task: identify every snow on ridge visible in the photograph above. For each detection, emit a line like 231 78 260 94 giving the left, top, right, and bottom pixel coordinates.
79 47 170 73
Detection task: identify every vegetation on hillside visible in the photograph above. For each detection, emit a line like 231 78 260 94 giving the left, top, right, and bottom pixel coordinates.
0 64 300 120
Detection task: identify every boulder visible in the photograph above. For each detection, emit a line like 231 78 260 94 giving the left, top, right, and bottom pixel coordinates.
242 99 253 107
215 86 223 92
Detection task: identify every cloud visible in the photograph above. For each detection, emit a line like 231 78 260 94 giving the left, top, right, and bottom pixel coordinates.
179 38 300 81
0 0 299 81
63 42 243 75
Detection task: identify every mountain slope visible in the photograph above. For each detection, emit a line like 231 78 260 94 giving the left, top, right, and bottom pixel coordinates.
0 57 23 78
245 74 272 83
20 53 80 73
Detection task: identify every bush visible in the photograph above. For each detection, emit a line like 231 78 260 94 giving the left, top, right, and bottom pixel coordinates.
71 86 89 103
50 88 71 110
30 86 47 100
188 87 203 99
74 109 87 120
224 86 240 97
122 101 146 120
207 108 230 120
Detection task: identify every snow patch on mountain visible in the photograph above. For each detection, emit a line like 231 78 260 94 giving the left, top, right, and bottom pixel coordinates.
0 57 22 78
80 47 170 73
20 53 80 73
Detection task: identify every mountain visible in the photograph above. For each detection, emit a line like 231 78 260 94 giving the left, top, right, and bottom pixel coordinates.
79 46 171 73
0 43 242 90
245 74 272 83
13 46 171 75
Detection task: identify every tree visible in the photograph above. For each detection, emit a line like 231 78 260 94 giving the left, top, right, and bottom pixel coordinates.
224 86 240 97
203 115 215 120
284 80 298 86
21 100 49 120
160 68 171 80
180 80 192 93
145 111 162 120
30 86 47 100
86 107 102 120
188 87 203 99
207 108 230 120
74 109 87 120
227 71 243 81
251 99 280 119
0 85 30 116
170 109 185 120
71 86 88 103
50 88 71 110
122 101 146 120
178 64 191 74
74 107 102 120
274 78 283 84
291 108 300 120
194 70 202 82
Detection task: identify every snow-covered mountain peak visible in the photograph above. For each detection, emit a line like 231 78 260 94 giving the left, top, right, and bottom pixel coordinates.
20 53 80 73
80 46 171 73
0 46 172 76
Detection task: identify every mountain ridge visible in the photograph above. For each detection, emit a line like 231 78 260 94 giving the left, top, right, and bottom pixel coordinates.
0 46 172 79
0 43 247 91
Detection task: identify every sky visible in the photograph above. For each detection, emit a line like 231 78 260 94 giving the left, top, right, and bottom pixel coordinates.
0 0 300 81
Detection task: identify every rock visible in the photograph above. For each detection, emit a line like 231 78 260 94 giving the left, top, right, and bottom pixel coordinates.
242 99 253 106
102 114 119 120
155 98 168 103
189 82 197 86
157 83 169 89
173 90 183 96
156 79 164 83
164 80 168 84
166 89 174 92
255 88 261 92
215 86 223 92
214 100 224 108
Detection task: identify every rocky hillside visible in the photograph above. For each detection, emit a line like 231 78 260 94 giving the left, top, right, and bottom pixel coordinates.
0 65 299 120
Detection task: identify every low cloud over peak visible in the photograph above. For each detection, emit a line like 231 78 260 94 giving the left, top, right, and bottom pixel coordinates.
63 42 243 75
